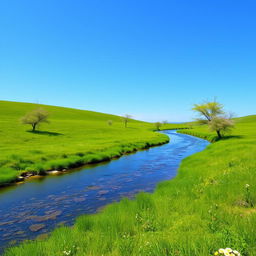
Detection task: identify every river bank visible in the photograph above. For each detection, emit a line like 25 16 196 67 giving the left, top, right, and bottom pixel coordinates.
1 137 169 188
1 101 188 188
4 115 256 256
0 130 209 254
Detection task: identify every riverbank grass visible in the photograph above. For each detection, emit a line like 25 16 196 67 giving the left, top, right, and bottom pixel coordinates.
4 115 256 255
0 101 186 186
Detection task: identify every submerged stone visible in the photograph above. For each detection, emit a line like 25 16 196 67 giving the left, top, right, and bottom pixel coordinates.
14 231 25 235
98 190 109 195
74 197 86 202
29 210 62 222
29 224 45 232
98 197 107 201
0 220 15 226
87 185 100 190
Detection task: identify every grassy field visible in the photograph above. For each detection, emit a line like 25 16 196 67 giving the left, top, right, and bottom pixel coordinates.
0 101 188 186
4 113 256 255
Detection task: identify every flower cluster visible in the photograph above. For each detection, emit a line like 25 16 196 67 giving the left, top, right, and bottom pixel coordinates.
62 245 79 255
214 248 241 256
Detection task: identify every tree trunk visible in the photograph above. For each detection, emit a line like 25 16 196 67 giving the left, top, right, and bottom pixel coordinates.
216 130 222 139
32 123 36 132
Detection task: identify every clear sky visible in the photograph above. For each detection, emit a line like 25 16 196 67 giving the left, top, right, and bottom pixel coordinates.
0 0 255 122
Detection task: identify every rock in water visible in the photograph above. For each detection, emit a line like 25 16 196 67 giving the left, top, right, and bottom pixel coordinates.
29 224 45 232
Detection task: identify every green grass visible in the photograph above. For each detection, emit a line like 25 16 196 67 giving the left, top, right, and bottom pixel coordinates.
0 100 182 186
178 115 256 142
4 113 256 255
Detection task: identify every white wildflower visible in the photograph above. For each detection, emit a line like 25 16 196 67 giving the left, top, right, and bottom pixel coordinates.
214 248 241 256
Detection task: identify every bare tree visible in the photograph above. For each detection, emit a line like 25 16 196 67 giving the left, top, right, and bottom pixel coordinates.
21 108 49 132
162 120 168 125
192 100 234 139
155 122 162 131
122 114 132 128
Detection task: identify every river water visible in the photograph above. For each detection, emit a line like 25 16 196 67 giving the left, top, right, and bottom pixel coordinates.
0 130 209 254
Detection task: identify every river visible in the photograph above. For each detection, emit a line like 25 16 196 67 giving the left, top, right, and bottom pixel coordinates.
0 130 209 254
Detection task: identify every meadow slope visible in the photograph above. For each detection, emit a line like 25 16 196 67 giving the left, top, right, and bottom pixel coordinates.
0 101 181 186
4 115 256 255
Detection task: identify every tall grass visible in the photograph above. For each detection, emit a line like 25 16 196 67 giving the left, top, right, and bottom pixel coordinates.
4 115 256 255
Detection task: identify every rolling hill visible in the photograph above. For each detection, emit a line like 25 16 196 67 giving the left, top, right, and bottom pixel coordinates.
0 101 172 186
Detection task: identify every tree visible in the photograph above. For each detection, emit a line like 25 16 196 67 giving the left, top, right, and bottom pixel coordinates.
162 120 168 125
155 122 162 131
209 116 234 139
192 101 224 123
107 120 113 126
122 114 132 128
192 100 234 139
21 108 49 132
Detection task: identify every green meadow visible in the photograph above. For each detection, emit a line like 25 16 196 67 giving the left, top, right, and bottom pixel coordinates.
4 106 256 255
0 101 187 186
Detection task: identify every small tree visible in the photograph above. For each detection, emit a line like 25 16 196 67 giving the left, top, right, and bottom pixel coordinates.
192 100 234 139
162 120 168 125
122 114 132 128
21 108 49 132
107 120 113 126
155 122 162 131
209 116 234 138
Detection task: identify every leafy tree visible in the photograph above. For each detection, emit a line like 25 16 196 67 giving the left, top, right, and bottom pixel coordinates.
209 116 234 138
122 114 132 128
192 101 234 139
107 120 113 126
192 101 224 123
155 122 162 131
21 108 49 132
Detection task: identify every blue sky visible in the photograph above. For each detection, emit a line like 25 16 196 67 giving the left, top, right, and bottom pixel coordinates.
0 0 255 122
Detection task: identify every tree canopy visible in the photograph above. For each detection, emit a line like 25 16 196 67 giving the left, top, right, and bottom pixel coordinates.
192 101 234 139
21 108 49 131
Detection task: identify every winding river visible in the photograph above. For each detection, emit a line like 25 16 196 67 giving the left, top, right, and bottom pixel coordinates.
0 130 209 253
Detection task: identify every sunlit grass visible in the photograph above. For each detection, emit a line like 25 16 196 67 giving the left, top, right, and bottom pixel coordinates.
0 101 184 185
4 112 256 255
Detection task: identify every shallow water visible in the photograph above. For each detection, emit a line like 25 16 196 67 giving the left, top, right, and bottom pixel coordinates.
0 130 209 253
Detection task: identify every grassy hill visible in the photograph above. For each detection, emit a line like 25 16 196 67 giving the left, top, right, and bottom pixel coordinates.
0 101 178 186
4 114 256 255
